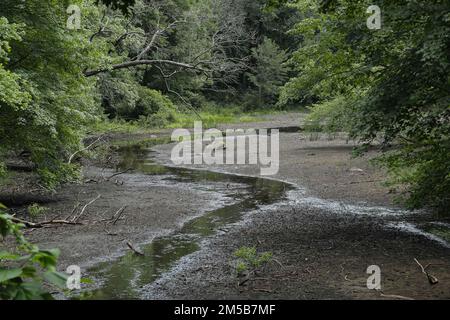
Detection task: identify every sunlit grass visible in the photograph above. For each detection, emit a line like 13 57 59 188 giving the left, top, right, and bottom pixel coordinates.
90 107 278 134
90 118 153 134
166 112 264 129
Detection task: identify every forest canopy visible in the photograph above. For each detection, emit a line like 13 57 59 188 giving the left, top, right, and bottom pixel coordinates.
279 0 449 212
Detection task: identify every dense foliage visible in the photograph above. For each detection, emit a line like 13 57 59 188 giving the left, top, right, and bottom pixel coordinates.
0 0 299 188
0 204 67 299
0 1 102 187
281 0 449 212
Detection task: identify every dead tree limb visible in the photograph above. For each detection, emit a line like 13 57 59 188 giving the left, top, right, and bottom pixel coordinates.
414 258 439 285
11 217 83 228
72 194 101 223
84 59 208 77
68 135 105 164
134 21 180 61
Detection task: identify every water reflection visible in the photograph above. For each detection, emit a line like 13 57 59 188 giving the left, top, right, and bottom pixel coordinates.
79 142 292 299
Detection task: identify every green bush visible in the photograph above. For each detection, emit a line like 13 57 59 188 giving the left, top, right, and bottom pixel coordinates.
0 2 101 188
137 90 178 128
134 87 176 119
280 1 449 214
304 95 354 133
100 79 179 127
27 204 47 219
0 204 67 299
376 141 450 214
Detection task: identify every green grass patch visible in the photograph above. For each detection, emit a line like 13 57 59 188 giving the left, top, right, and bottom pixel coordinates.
90 107 279 134
167 112 264 129
90 118 157 135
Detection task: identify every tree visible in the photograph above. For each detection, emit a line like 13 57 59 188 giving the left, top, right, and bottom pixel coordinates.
281 0 450 213
84 0 255 114
246 37 289 107
84 0 252 88
0 0 257 186
97 0 136 14
0 0 105 187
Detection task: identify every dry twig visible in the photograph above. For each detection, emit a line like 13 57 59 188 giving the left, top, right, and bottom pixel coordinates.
68 135 104 164
72 194 101 223
112 206 127 225
414 258 439 285
127 241 144 256
11 217 83 228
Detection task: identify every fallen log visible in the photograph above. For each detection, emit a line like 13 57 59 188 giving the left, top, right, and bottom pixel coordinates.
11 217 83 228
0 194 60 207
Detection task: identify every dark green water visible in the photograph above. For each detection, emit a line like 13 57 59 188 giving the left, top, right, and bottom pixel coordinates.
78 142 292 299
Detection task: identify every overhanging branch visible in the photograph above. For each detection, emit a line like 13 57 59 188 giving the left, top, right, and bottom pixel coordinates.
84 59 209 77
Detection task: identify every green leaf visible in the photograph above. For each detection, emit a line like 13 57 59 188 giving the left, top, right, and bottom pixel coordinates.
20 266 37 278
0 251 20 261
15 281 45 300
44 271 68 289
0 268 22 282
32 249 59 268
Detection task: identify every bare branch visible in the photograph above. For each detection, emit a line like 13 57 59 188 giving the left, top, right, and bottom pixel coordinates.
72 194 101 223
68 135 104 164
84 59 208 77
11 217 83 228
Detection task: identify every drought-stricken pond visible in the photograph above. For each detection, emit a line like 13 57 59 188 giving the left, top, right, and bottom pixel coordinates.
77 143 293 299
72 138 450 300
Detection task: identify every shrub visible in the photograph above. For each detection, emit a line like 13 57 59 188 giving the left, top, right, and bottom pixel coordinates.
233 246 272 276
0 204 67 299
27 204 47 219
138 99 178 128
134 87 176 119
304 95 355 133
376 141 450 214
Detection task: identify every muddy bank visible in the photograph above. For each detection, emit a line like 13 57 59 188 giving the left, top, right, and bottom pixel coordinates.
4 143 244 271
3 112 449 299
145 130 450 300
144 190 450 300
22 166 238 269
153 131 394 207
